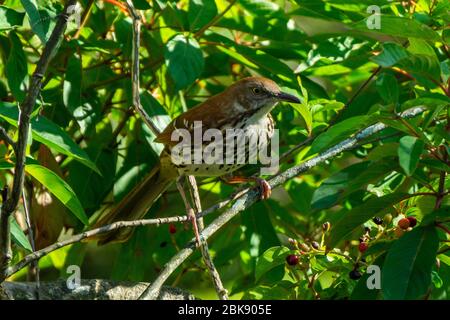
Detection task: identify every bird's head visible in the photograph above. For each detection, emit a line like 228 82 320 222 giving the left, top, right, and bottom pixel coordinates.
228 77 300 113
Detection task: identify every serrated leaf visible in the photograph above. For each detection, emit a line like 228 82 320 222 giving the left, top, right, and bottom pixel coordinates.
25 163 88 225
382 226 439 299
398 135 424 176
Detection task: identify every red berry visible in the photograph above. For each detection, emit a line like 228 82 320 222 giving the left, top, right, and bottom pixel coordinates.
398 218 410 230
358 242 368 253
286 254 299 266
407 216 417 228
169 224 177 234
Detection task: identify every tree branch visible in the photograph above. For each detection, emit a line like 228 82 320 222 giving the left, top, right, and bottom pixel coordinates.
0 0 78 280
0 279 195 300
138 106 426 299
186 176 228 300
2 215 189 280
124 0 161 136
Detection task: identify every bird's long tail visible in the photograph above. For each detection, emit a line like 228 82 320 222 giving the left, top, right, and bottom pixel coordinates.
91 163 174 245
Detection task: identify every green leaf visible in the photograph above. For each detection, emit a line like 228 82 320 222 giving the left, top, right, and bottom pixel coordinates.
234 45 294 81
371 43 409 67
0 103 99 174
63 53 82 114
20 0 55 43
382 226 439 299
10 216 32 252
5 31 28 101
371 43 441 84
188 0 217 31
255 246 290 282
376 72 399 104
164 34 204 90
132 0 151 10
25 163 88 225
308 115 369 155
0 6 25 30
352 15 440 41
114 17 133 58
239 0 280 17
291 103 312 135
312 160 396 210
398 135 424 176
327 193 408 249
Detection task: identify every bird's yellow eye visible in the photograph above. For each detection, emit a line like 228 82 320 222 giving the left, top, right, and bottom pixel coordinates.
252 87 262 95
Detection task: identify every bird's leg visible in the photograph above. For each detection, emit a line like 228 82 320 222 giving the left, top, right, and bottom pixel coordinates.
176 175 201 247
222 175 272 200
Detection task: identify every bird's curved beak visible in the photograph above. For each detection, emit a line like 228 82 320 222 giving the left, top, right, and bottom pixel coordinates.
276 91 301 104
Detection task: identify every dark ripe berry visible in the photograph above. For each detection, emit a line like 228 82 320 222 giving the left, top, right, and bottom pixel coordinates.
349 269 362 280
286 254 299 266
358 242 368 253
398 218 410 230
372 217 383 225
322 222 331 232
407 216 417 228
160 241 168 248
364 227 371 233
311 241 320 250
169 224 177 234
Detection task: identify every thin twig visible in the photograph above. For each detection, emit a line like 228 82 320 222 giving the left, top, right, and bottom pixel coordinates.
0 126 16 152
138 106 426 300
73 0 94 39
22 188 40 298
194 0 237 38
0 0 78 281
3 215 189 279
185 175 228 300
124 0 161 136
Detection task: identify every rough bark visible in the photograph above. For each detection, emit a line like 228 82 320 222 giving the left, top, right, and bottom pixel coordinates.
0 279 196 300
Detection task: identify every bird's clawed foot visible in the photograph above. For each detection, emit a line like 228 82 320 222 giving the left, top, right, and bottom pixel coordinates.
222 176 271 200
255 177 271 200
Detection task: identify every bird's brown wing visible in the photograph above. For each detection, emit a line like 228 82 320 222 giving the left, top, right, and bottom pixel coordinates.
155 92 231 147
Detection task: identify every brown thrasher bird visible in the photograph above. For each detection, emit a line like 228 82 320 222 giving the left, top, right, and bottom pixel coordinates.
92 77 300 244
